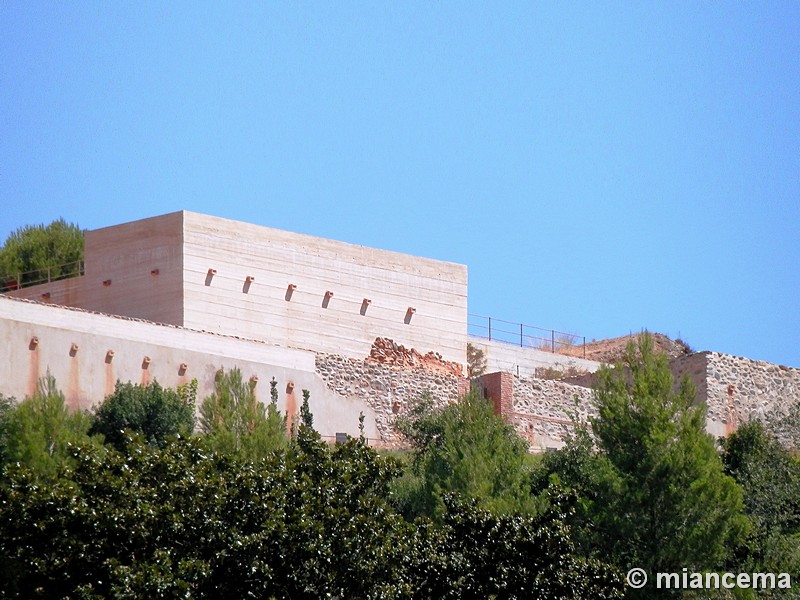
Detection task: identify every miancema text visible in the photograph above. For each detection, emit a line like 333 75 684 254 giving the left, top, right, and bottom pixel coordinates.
658 570 791 590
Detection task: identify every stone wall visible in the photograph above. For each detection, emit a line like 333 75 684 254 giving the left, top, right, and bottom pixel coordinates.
315 353 468 446
495 351 800 448
510 377 594 450
704 352 800 437
473 370 594 451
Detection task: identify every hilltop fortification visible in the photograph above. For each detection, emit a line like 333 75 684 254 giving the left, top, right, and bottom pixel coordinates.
1 211 797 449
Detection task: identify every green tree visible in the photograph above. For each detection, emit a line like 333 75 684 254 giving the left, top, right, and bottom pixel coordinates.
0 394 15 468
0 426 623 599
0 218 84 286
721 420 800 574
529 404 617 557
90 380 196 451
590 333 747 576
412 492 623 599
2 373 96 480
199 367 286 460
394 390 537 521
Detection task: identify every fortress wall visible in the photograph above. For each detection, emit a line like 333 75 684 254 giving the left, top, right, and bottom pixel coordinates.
9 212 185 326
314 353 468 446
0 296 379 440
492 352 800 450
4 293 800 449
469 338 601 379
7 211 468 367
181 212 468 366
703 352 800 437
509 376 594 451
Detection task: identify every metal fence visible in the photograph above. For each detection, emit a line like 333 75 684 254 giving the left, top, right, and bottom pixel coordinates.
0 260 85 292
468 313 586 357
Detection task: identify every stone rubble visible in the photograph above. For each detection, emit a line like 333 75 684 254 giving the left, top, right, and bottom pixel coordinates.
367 337 464 378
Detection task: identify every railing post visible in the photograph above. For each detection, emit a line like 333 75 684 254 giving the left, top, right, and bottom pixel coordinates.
551 330 555 353
583 336 586 359
488 317 492 341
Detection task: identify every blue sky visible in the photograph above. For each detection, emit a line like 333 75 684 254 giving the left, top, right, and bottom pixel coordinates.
2 2 798 367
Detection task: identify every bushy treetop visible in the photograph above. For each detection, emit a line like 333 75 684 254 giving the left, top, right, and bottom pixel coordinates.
0 218 84 285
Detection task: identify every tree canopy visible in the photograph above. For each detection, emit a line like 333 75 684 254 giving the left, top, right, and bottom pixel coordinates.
199 368 287 460
394 390 538 521
721 420 800 574
90 380 196 451
0 218 84 286
532 333 750 596
1 373 98 480
0 411 623 599
590 334 747 574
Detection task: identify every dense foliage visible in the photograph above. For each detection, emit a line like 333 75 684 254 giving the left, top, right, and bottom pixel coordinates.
721 421 800 574
90 380 196 451
0 431 623 598
199 368 287 459
0 218 83 285
2 333 799 597
1 373 97 480
0 395 14 468
533 334 753 597
394 390 538 520
590 334 747 574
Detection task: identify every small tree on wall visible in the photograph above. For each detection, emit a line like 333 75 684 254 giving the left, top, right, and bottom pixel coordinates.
466 342 487 377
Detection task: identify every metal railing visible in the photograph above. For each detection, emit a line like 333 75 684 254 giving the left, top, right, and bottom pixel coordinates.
0 260 85 293
468 313 586 358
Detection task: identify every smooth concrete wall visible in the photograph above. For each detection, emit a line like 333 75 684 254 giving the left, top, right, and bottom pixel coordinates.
9 212 185 326
469 337 601 379
0 296 378 439
181 212 468 365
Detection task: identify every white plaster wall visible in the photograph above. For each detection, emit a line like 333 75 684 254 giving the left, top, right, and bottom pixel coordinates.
0 296 377 439
469 337 601 378
181 212 468 365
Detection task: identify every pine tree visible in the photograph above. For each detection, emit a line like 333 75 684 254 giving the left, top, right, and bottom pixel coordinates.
200 368 286 460
590 333 747 574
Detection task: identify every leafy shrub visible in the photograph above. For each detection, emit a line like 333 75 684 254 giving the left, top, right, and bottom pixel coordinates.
2 373 96 481
90 380 195 451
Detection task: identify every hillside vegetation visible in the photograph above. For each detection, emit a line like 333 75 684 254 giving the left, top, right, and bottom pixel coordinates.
1 335 798 598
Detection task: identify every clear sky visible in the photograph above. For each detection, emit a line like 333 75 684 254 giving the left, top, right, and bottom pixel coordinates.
1 2 798 367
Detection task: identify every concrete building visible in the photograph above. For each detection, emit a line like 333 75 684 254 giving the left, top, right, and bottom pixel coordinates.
8 211 469 366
